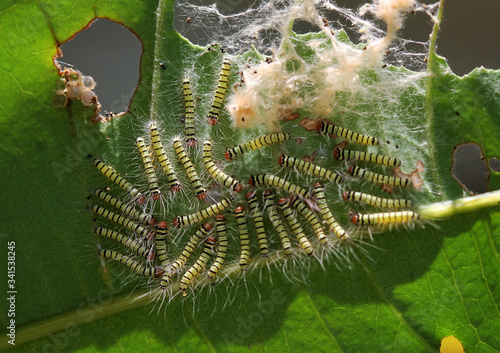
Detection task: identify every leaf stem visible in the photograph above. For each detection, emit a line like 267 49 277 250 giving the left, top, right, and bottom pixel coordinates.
418 189 500 220
149 0 169 120
424 0 446 196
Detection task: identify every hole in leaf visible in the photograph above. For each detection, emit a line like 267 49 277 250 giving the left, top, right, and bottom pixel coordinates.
55 18 142 116
452 142 489 194
489 157 500 173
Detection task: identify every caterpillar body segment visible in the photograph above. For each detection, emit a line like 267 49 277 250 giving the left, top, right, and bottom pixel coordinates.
334 148 401 168
343 190 413 209
290 197 327 245
312 183 348 239
136 137 161 200
173 195 235 227
320 121 380 146
155 221 169 267
92 158 145 204
149 124 181 193
94 227 152 259
207 214 228 280
182 76 197 146
93 188 156 225
207 57 231 125
180 236 216 295
348 166 412 188
172 137 207 199
278 154 343 184
234 206 252 271
263 190 293 256
246 191 269 257
160 223 212 288
90 205 152 239
278 198 313 255
203 139 243 192
351 211 420 225
98 249 162 278
248 174 311 199
225 133 291 160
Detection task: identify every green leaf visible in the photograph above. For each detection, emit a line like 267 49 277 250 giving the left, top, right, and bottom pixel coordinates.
0 1 499 353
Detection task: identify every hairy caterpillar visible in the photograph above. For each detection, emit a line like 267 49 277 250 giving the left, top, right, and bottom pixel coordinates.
351 211 420 225
98 248 162 278
149 124 181 193
207 214 228 280
182 76 197 146
246 191 270 257
313 183 348 239
90 204 153 239
248 174 311 199
94 227 153 260
343 190 413 209
334 147 401 167
320 121 380 146
92 188 156 225
173 195 235 227
207 57 231 125
263 189 293 256
278 198 313 255
179 236 216 295
234 206 252 271
225 133 290 160
202 139 243 192
136 137 161 200
278 154 344 184
172 137 207 199
92 158 145 204
348 166 412 188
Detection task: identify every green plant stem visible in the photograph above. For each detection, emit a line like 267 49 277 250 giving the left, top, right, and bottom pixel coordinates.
425 0 446 196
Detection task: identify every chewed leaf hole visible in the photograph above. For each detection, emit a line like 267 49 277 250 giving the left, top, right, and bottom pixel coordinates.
452 142 489 194
54 18 142 117
489 157 500 173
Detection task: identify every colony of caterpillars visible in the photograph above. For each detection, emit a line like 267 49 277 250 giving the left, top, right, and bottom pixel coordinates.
88 51 425 299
